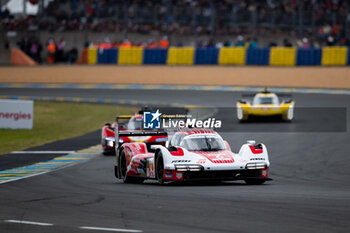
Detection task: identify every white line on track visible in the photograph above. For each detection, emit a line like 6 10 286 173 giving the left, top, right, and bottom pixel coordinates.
11 151 75 154
79 226 143 232
4 220 53 226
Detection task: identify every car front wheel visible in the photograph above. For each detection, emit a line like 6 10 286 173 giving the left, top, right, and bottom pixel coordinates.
155 152 165 185
119 150 144 184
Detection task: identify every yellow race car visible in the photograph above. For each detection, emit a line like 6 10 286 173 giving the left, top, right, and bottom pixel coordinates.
236 90 295 121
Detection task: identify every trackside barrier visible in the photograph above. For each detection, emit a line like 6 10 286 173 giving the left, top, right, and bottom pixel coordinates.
86 47 350 66
77 48 88 64
143 49 167 64
321 47 348 66
98 48 118 64
118 47 143 65
270 47 296 66
194 48 219 65
246 48 270 65
97 48 107 64
10 48 37 66
296 48 322 66
218 47 246 65
167 47 195 65
87 47 97 64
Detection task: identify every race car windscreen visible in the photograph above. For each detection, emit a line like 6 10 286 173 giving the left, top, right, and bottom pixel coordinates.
253 96 279 105
180 136 226 151
127 118 142 130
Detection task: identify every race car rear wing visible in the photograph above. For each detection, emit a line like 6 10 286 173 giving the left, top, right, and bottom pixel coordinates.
114 114 188 149
240 92 293 104
116 114 188 128
116 115 187 121
114 126 168 149
241 93 293 98
118 131 167 137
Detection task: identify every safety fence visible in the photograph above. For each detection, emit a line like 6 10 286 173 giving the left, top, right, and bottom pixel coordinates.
79 46 350 66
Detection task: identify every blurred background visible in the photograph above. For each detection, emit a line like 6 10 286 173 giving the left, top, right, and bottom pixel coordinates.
1 0 350 65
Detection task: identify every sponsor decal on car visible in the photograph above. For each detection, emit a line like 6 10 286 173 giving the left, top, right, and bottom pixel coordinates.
261 169 268 177
155 137 168 142
171 160 191 163
176 173 183 179
146 163 155 178
196 159 206 164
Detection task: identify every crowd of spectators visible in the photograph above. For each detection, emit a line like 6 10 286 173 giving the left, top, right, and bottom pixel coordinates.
17 36 78 64
17 36 43 63
1 0 349 46
12 33 350 65
86 34 350 50
87 36 169 49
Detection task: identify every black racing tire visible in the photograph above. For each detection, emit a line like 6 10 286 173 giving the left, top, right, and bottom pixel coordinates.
282 114 293 123
238 114 249 123
119 149 128 182
155 152 165 185
119 149 144 184
114 165 118 178
244 179 266 185
103 150 114 156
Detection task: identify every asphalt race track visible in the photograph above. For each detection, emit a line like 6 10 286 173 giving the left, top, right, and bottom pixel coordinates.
1 88 350 233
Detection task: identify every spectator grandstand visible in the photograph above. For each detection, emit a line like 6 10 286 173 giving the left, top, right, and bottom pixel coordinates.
1 0 350 46
1 0 350 65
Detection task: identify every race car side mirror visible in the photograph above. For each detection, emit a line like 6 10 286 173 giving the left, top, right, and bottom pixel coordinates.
283 99 293 103
238 99 247 104
247 140 256 145
117 123 126 130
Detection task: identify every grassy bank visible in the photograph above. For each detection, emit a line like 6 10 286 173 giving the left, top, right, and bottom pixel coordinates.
0 101 135 155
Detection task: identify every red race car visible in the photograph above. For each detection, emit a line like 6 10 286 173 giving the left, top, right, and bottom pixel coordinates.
101 112 168 155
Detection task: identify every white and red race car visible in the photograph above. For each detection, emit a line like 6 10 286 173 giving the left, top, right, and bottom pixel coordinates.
114 128 271 185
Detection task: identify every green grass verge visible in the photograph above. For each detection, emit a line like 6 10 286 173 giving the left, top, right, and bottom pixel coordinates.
0 101 136 155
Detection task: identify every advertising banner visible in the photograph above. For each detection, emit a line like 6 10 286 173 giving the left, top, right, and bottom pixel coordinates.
0 99 33 129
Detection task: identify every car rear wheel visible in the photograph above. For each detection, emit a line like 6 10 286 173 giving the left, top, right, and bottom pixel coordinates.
155 152 165 185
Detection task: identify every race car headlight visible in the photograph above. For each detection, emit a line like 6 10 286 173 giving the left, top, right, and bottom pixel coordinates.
105 137 115 147
107 141 114 147
175 165 203 172
246 162 267 170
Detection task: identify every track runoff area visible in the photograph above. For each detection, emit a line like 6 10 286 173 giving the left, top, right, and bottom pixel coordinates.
0 85 350 233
